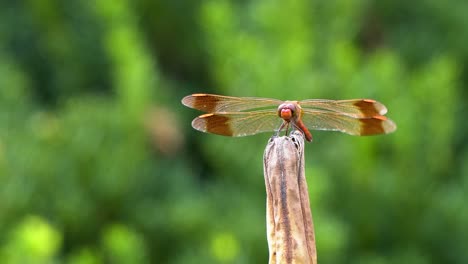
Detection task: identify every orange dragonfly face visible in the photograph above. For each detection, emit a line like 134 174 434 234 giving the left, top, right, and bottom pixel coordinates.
182 93 396 142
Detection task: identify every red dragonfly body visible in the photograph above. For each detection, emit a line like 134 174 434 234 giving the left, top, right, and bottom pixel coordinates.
182 94 396 141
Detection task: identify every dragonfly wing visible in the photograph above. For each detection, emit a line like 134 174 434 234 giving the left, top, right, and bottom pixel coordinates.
191 110 281 137
301 110 396 135
182 93 282 113
299 99 388 118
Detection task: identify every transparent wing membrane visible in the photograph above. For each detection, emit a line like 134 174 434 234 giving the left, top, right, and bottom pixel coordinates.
182 94 282 113
192 110 281 137
300 110 396 135
299 99 387 118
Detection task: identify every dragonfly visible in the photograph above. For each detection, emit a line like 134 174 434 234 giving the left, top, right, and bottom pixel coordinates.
181 93 396 142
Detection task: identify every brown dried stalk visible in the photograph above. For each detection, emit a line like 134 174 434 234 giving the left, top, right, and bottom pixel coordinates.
263 131 317 264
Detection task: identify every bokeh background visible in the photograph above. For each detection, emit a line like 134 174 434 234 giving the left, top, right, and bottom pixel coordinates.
1 0 467 263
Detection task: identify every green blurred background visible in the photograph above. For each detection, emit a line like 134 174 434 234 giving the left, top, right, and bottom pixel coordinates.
1 0 467 263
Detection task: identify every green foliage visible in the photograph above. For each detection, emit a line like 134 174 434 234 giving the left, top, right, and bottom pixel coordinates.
0 216 62 263
0 0 467 263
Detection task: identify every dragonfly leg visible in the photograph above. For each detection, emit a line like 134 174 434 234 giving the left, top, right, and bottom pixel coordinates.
285 122 291 135
291 122 313 142
275 121 287 137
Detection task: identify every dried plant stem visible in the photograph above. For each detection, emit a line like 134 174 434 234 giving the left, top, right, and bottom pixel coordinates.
263 131 317 264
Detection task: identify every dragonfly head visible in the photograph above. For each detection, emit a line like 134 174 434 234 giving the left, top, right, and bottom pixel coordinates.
278 101 299 121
